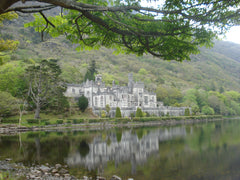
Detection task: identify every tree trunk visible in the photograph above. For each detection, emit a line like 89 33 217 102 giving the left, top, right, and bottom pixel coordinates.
34 104 41 119
19 112 22 127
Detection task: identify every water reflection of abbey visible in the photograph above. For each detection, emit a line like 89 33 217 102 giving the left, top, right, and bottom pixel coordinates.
66 127 187 173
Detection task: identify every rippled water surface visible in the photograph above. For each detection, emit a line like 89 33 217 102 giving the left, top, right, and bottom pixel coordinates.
1 119 240 179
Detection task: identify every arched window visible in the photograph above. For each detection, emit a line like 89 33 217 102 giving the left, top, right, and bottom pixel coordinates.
95 97 98 106
101 96 104 107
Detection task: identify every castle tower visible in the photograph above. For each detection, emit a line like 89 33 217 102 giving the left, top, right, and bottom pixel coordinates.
128 73 133 92
95 74 102 85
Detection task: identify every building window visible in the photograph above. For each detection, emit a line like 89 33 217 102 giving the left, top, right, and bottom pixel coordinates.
101 96 104 107
144 96 148 105
72 88 75 94
95 97 98 106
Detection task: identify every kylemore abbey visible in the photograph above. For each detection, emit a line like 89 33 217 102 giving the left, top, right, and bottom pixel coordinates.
65 73 189 117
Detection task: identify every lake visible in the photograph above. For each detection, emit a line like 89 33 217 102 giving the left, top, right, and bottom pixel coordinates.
1 119 240 179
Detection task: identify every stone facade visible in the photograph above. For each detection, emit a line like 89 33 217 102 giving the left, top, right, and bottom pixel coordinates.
65 73 189 117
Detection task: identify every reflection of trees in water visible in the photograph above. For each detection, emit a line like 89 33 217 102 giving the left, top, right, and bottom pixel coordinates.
116 130 122 143
79 140 90 158
22 135 71 165
136 129 144 140
35 137 41 162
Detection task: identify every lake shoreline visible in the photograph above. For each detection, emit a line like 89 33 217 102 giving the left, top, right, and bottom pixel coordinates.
0 116 233 135
0 117 240 180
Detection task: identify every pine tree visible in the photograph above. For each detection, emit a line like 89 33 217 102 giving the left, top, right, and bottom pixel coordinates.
136 107 143 117
115 107 122 118
84 60 97 81
105 104 111 117
78 95 88 112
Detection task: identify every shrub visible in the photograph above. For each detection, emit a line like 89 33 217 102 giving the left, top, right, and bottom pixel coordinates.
105 104 111 117
27 119 39 124
88 118 107 123
115 107 122 118
1 119 18 123
101 110 106 118
56 120 63 124
44 121 50 125
133 117 160 122
0 91 18 117
114 118 129 124
41 119 49 123
136 107 143 117
145 112 150 117
184 108 190 116
130 113 135 119
202 106 215 115
78 95 88 112
73 119 84 124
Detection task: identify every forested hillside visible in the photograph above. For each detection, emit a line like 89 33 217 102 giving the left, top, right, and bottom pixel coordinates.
1 13 239 90
1 14 240 117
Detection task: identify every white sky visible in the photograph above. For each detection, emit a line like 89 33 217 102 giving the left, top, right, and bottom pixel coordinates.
141 1 240 45
224 26 240 44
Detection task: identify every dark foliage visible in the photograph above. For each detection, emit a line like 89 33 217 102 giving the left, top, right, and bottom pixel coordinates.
78 95 88 112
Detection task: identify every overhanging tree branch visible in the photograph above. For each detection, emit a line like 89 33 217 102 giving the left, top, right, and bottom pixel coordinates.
5 5 55 13
39 11 55 41
1 0 240 60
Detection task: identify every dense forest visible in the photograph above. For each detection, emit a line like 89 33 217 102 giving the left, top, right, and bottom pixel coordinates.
0 13 240 119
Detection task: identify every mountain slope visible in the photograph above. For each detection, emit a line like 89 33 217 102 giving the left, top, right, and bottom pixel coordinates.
1 15 240 92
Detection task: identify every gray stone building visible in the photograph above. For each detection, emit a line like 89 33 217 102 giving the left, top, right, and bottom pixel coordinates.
65 73 188 117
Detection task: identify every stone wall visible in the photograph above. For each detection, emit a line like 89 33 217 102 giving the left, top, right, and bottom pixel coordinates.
92 106 189 117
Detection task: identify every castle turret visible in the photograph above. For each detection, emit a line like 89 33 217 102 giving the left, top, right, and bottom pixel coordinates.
95 74 102 83
128 73 133 92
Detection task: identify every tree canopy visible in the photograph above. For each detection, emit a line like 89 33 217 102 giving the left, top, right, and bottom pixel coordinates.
0 91 18 117
78 95 88 112
84 60 97 81
2 0 240 61
26 59 66 119
115 107 122 118
0 12 19 64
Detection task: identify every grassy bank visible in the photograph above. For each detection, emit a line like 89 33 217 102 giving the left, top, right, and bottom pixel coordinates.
0 112 223 128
